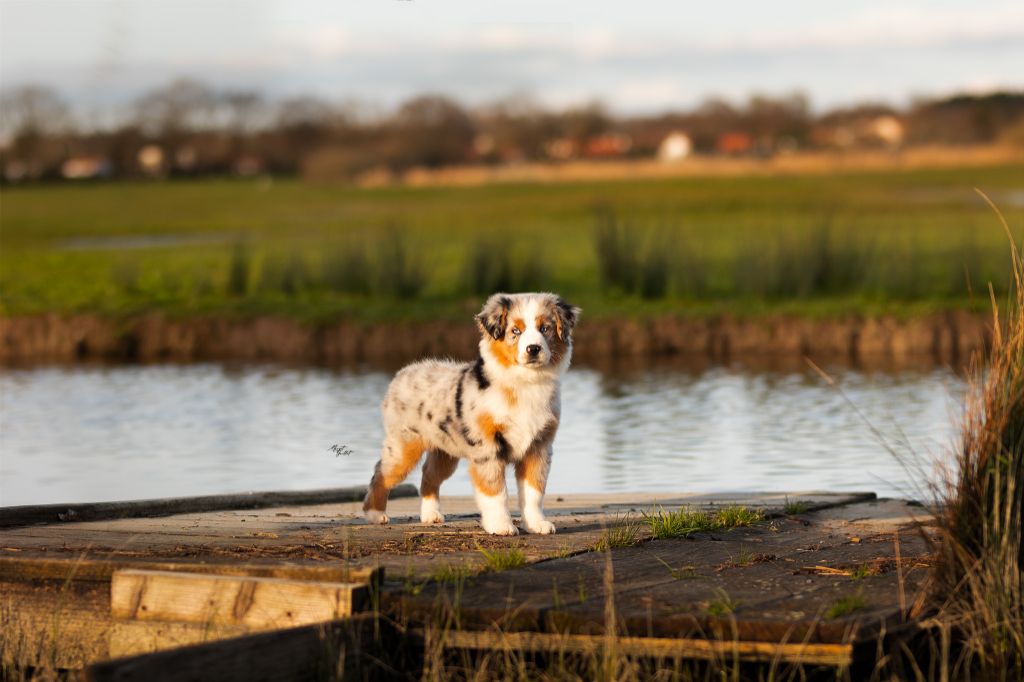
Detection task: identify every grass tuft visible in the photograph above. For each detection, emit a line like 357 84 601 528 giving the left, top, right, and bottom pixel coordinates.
825 594 868 619
593 514 644 550
644 506 715 539
477 545 526 572
713 505 764 528
783 497 811 515
927 190 1024 679
643 505 764 540
705 589 739 617
432 563 474 584
849 564 874 580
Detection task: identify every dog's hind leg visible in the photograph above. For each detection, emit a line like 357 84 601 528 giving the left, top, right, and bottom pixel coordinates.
515 444 555 534
419 449 459 524
363 437 426 524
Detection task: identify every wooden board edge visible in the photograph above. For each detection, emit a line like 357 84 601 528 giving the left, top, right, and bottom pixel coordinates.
110 569 370 627
0 554 383 586
425 629 853 667
0 483 418 528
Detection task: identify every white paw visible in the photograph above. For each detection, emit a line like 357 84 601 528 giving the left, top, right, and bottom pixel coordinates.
420 509 445 524
524 517 556 535
420 497 445 524
364 509 389 525
481 515 519 536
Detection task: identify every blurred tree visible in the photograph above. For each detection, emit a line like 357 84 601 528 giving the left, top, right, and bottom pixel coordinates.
134 79 216 142
473 93 557 162
222 90 265 159
0 85 71 177
389 94 474 169
561 101 610 143
906 92 1024 145
744 92 811 148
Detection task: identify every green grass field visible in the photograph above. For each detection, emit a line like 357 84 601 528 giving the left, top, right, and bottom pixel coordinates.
1 164 1021 321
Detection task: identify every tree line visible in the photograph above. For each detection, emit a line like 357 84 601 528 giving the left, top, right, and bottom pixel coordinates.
1 79 1021 182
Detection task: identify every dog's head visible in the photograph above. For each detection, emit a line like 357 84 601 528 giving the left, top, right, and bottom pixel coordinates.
476 292 581 371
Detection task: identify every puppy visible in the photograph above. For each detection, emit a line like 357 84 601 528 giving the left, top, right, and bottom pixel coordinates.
363 292 580 535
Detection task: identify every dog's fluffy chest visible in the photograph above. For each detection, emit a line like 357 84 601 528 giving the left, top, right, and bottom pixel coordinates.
478 379 558 458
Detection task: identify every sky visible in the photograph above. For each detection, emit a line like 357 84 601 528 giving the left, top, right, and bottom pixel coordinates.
1 0 1022 116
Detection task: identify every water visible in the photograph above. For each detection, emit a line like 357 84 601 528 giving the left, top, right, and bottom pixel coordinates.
0 363 966 507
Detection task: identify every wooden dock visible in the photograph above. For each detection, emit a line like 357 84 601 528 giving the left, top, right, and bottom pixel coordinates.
0 488 934 679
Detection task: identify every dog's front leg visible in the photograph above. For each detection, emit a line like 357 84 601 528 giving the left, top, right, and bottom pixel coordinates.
469 460 517 535
515 446 555 534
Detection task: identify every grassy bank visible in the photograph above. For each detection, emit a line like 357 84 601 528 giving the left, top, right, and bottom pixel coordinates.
1 164 1022 322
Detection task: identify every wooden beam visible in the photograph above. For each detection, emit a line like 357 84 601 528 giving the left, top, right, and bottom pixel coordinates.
108 620 252 659
110 570 368 629
0 483 418 528
426 629 853 667
86 614 394 682
0 554 381 585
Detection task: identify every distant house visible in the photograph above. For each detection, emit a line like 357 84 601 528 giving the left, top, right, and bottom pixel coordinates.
60 156 112 180
584 133 632 159
137 145 166 176
868 115 905 146
716 131 753 155
545 137 578 161
811 110 905 149
657 131 693 162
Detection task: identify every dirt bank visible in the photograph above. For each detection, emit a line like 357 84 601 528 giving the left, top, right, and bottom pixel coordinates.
0 311 992 368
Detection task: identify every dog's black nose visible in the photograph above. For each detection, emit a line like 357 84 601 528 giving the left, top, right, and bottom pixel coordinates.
526 344 542 356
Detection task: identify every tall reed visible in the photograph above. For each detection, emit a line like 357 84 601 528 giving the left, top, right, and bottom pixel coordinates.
928 191 1023 679
593 206 638 294
375 225 428 299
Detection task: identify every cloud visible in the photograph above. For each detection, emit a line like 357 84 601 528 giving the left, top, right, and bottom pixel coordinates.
3 1 1022 114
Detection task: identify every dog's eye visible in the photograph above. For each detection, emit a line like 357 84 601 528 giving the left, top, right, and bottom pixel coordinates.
539 324 550 334
511 328 522 336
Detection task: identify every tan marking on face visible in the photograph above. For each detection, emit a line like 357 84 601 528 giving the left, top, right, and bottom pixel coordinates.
503 386 517 407
489 337 517 367
515 449 547 490
512 317 525 333
469 464 504 496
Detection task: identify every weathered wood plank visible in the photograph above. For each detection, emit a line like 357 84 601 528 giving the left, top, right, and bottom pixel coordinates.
85 614 397 682
0 484 418 528
0 554 381 585
432 629 853 667
110 570 368 629
108 620 252 659
396 513 931 645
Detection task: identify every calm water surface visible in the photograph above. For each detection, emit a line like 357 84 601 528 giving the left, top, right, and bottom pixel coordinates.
0 363 965 507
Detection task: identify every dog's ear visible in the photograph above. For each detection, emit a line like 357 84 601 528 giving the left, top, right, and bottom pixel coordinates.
476 294 512 340
553 296 582 341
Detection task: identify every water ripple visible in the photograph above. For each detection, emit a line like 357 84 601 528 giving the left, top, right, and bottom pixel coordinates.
0 363 964 506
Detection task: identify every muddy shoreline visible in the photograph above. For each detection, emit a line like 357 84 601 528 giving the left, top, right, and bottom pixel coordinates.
0 311 992 369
